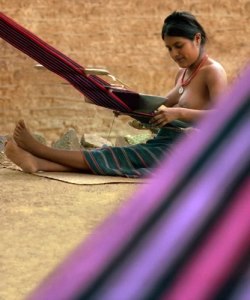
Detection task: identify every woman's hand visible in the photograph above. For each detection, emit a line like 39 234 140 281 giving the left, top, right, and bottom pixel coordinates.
149 106 182 127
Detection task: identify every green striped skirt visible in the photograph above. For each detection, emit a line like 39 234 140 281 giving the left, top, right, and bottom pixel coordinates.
82 126 186 178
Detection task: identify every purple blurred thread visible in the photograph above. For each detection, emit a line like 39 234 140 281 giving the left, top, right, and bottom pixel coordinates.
27 64 250 300
90 117 250 300
163 180 250 300
229 266 250 300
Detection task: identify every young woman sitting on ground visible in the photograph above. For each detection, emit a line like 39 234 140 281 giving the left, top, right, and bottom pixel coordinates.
5 11 227 178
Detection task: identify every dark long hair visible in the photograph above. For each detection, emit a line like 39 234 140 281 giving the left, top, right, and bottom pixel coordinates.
162 11 207 45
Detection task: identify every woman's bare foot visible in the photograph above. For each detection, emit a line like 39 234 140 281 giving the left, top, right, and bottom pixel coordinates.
13 120 43 155
12 120 91 171
4 140 39 173
5 140 77 173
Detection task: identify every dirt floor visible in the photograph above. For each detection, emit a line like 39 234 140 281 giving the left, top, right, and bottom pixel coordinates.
0 163 138 300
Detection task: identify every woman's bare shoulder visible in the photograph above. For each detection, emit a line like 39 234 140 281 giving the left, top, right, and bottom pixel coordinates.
202 57 228 101
204 58 227 77
201 58 227 88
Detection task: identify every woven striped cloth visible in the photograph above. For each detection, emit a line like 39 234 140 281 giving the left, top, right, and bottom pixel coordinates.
25 62 250 300
0 12 164 120
82 127 184 178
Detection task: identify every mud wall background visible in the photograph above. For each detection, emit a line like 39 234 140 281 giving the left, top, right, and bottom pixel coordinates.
0 0 249 142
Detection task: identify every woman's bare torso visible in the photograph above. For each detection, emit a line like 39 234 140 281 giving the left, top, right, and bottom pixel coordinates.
166 58 227 110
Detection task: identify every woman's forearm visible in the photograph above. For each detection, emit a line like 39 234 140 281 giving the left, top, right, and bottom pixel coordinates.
177 107 210 122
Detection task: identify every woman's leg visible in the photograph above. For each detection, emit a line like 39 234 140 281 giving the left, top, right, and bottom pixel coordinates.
5 140 79 173
13 120 91 171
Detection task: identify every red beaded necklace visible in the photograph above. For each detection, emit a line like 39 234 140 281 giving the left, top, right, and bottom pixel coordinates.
178 54 208 95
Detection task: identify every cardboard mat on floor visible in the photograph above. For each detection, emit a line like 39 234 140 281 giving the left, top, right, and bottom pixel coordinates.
0 155 145 185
